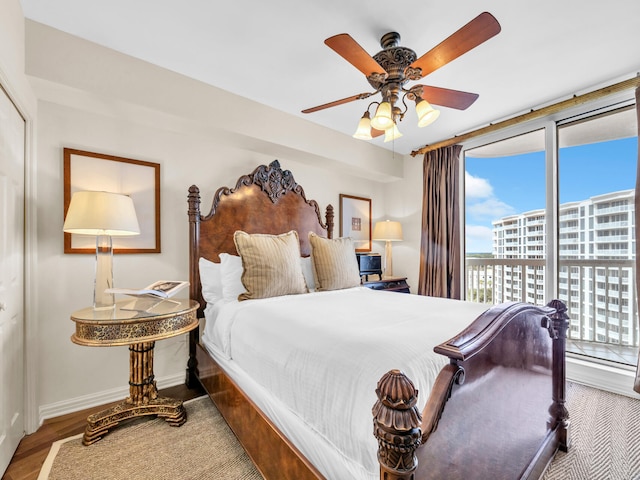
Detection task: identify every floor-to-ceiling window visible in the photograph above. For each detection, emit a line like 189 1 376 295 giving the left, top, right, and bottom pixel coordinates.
463 95 638 370
557 106 638 364
465 130 546 306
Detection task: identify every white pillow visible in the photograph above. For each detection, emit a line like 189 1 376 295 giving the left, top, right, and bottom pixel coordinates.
300 256 316 292
199 257 222 304
220 253 246 302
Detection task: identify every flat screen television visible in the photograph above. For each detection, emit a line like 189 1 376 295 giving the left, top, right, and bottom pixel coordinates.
356 253 382 280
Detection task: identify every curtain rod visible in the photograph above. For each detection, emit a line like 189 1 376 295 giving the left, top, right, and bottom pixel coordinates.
410 75 640 157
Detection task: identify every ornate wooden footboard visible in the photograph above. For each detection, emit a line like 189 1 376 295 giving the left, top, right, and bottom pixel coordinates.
374 300 570 480
186 160 569 480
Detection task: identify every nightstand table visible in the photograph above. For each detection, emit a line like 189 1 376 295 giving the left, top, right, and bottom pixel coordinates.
363 276 410 293
70 298 199 445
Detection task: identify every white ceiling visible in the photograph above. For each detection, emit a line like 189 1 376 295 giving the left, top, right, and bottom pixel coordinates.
19 0 640 155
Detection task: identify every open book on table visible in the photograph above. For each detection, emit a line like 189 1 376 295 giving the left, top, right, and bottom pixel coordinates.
106 280 189 299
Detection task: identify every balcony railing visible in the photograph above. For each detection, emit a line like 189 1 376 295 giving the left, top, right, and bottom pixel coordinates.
465 257 638 348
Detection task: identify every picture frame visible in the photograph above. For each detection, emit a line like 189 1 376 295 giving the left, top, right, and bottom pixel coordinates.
63 148 161 254
339 194 372 252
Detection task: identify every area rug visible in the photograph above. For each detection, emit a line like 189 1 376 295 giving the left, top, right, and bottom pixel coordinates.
38 396 263 480
543 381 640 480
39 383 640 479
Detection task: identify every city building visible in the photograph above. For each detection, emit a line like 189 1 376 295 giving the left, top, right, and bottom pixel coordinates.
490 189 636 346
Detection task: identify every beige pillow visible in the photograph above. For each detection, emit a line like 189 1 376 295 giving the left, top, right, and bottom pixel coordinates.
309 232 361 291
233 230 308 301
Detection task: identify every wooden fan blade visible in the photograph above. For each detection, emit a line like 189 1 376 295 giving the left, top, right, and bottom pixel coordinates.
410 12 501 78
415 85 479 110
302 92 374 114
371 128 385 138
325 33 385 77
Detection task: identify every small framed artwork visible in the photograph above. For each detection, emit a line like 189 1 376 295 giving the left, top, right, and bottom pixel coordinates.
339 194 372 252
63 148 161 254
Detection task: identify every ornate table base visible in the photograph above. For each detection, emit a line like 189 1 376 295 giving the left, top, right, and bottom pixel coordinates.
82 341 187 445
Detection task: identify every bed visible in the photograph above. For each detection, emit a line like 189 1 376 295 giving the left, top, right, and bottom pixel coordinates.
186 160 570 480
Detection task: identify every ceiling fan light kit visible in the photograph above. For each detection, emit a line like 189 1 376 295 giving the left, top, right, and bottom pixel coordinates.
384 123 403 143
370 101 394 130
415 98 440 127
353 111 373 140
304 12 501 142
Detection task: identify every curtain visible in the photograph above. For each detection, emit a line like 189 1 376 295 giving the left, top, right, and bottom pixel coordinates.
633 87 640 393
417 144 462 299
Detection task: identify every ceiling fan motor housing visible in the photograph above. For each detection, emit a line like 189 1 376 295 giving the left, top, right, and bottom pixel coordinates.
370 32 419 91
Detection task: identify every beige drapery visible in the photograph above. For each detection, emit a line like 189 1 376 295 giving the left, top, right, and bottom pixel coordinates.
417 144 462 299
633 86 640 393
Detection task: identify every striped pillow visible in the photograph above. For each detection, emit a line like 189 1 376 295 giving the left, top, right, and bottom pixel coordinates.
309 232 361 291
233 230 308 301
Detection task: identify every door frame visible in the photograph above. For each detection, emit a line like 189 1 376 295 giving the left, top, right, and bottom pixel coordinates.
0 67 38 435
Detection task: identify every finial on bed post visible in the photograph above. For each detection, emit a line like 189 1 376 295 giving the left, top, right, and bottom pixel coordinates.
373 370 422 480
325 204 334 239
546 299 571 452
186 185 201 389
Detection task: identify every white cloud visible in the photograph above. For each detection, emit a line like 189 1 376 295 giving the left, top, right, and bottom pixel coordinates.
465 172 493 198
467 197 516 219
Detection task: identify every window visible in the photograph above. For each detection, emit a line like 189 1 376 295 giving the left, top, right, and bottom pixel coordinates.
464 98 638 369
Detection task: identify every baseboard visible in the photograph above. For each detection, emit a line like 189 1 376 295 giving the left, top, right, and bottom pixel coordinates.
566 354 640 399
37 373 184 426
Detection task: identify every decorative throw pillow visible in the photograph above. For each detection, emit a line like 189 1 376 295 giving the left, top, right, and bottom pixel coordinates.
308 232 361 291
233 230 308 301
219 253 245 302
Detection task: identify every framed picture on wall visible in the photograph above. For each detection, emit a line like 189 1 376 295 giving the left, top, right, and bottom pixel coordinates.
339 194 372 252
63 148 161 254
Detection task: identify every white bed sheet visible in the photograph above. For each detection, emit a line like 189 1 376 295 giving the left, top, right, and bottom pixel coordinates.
202 287 489 480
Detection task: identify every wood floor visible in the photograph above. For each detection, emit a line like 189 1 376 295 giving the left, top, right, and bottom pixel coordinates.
2 383 205 480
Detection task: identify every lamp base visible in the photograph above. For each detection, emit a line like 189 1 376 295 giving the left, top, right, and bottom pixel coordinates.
94 235 115 310
384 240 394 278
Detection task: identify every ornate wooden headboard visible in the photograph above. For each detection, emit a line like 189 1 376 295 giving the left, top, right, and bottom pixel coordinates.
187 160 334 316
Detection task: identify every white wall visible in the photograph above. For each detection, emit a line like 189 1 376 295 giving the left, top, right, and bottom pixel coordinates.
379 156 424 292
24 21 421 422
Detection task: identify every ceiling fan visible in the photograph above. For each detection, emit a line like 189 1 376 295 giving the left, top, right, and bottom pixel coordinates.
302 12 501 141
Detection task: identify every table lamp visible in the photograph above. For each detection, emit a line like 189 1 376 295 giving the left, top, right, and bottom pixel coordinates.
372 220 403 277
63 191 140 310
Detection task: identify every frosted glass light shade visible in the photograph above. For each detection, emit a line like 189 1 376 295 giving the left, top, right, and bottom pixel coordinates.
383 124 402 143
416 99 441 127
370 102 393 130
353 112 373 140
373 220 403 241
64 191 140 236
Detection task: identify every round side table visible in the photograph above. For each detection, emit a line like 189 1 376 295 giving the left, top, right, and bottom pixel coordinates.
70 298 199 445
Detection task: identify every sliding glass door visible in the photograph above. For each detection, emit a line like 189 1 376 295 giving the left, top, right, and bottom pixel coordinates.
557 106 637 364
464 98 638 366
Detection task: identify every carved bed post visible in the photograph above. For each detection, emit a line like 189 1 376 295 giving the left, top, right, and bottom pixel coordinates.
186 185 201 389
546 299 571 452
325 204 334 239
373 370 422 480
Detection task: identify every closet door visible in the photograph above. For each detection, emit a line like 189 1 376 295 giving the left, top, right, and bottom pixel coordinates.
0 83 25 475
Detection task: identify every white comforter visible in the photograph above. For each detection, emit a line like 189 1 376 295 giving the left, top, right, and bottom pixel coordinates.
203 287 489 479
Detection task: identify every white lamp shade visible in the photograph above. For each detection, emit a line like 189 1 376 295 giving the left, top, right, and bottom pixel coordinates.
416 99 441 127
63 191 140 236
370 102 394 130
372 220 403 241
383 123 403 143
353 112 373 140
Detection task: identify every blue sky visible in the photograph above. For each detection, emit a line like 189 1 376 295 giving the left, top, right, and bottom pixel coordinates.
465 137 637 253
